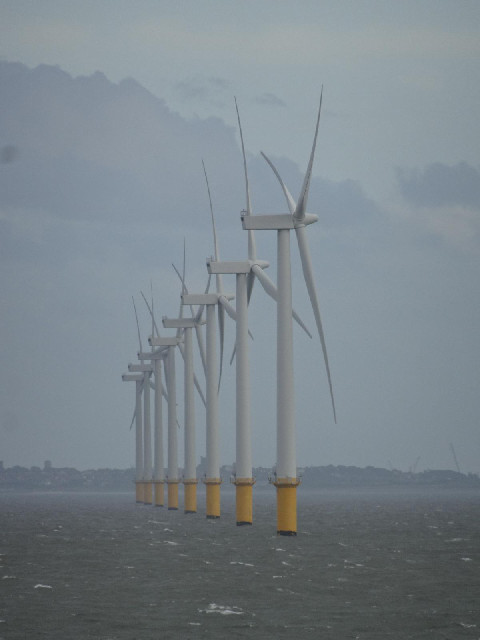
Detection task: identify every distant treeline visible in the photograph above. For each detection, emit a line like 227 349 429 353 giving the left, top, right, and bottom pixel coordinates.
1 462 479 492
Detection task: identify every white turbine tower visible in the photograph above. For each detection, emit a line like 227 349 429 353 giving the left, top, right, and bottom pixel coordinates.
207 99 311 526
242 92 336 535
121 372 144 503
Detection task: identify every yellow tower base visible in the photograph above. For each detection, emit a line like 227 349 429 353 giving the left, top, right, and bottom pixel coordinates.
135 481 144 504
274 477 301 536
203 478 222 518
167 481 179 510
183 479 198 514
154 481 164 507
144 481 153 505
232 478 255 525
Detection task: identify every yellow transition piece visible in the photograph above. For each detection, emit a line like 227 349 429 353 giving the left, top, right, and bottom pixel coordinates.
204 478 221 518
233 478 255 525
167 481 179 510
274 478 301 536
183 479 198 514
154 481 164 507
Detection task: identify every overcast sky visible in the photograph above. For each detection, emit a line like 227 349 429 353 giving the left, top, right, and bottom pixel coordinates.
1 1 479 474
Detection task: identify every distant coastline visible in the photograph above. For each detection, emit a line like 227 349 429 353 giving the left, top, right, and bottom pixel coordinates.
1 461 479 492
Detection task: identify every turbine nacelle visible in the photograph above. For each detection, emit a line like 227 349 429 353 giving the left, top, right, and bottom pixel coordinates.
128 363 153 373
122 373 144 382
137 349 168 360
182 292 234 305
206 258 269 275
148 335 181 347
241 212 318 231
162 316 200 329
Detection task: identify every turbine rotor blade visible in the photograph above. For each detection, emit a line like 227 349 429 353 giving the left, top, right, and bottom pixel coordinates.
178 341 206 407
235 96 256 261
202 160 220 263
132 296 143 352
252 265 312 338
219 295 253 339
175 240 186 339
194 372 206 407
141 291 161 338
194 273 212 324
195 324 207 375
295 224 336 422
246 270 256 305
217 303 225 391
295 88 323 222
129 406 136 431
261 152 296 215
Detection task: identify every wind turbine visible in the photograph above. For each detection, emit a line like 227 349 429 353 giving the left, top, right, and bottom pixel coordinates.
181 163 238 519
127 358 154 504
121 372 144 503
147 333 181 509
124 297 154 504
241 91 336 535
206 99 311 526
137 340 169 507
140 290 183 508
162 248 207 514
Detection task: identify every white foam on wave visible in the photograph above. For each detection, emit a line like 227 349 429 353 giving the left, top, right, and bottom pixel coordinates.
164 541 179 546
230 561 254 567
34 584 52 589
200 603 244 616
2 575 16 579
461 557 472 562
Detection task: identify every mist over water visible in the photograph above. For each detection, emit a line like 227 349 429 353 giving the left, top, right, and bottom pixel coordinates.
1 487 479 639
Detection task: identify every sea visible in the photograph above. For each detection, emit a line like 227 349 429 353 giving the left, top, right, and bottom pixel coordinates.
1 485 479 639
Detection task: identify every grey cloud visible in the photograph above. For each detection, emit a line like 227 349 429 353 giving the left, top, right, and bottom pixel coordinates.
174 75 229 103
397 162 480 209
1 61 479 474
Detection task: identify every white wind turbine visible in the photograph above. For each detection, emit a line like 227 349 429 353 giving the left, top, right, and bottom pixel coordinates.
139 292 185 512
140 289 187 508
136 295 171 508
181 163 239 519
122 296 162 504
121 371 144 503
241 91 336 536
207 99 312 526
127 297 155 504
162 247 208 514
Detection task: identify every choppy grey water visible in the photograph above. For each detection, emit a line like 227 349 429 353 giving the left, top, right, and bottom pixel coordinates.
1 486 479 639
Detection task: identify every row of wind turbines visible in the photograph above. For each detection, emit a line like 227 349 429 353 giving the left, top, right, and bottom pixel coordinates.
122 94 336 536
